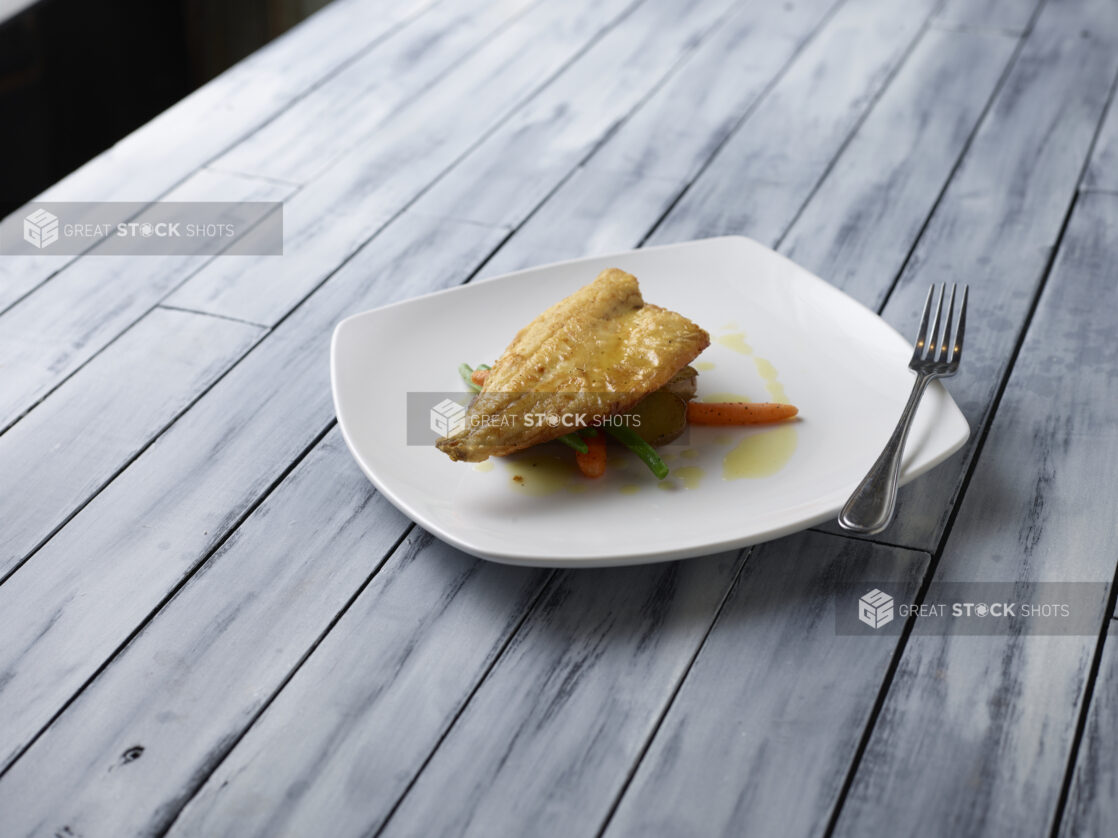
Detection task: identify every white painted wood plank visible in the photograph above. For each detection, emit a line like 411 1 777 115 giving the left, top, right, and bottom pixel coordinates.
0 6 1109 838
586 0 842 183
1081 92 1118 191
476 169 685 276
0 0 437 313
0 0 631 435
779 27 1016 310
210 0 542 185
400 18 1100 835
836 0 1118 552
647 0 940 248
934 0 1044 33
164 0 639 325
1058 622 1118 838
168 531 548 838
0 3 836 822
0 169 293 433
603 533 928 838
377 551 746 838
103 9 841 824
575 28 1013 838
0 212 509 775
405 0 740 227
479 13 1011 302
0 308 262 581
831 189 1118 837
0 432 547 838
476 0 841 277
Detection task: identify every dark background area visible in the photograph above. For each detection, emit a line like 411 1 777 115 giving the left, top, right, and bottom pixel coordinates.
0 0 332 218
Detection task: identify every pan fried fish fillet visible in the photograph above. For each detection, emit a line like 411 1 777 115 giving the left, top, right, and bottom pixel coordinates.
437 268 709 462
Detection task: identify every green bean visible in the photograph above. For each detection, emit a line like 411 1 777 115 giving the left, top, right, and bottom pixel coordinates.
604 424 670 479
458 363 481 393
557 433 589 454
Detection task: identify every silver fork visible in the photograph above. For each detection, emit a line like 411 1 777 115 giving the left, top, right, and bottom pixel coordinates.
838 284 968 534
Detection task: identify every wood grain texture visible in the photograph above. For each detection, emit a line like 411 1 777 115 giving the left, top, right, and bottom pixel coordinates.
210 0 543 185
825 0 1118 552
164 0 639 326
0 0 1113 833
647 0 939 247
1081 92 1118 191
604 533 928 838
0 431 406 836
0 212 508 776
158 15 979 829
0 435 538 838
586 0 841 183
0 169 292 433
934 0 1044 34
477 169 685 276
378 551 745 838
168 529 548 838
477 0 840 277
779 27 1016 309
0 308 262 582
406 0 741 227
831 189 1118 838
1057 622 1118 838
479 13 1012 294
0 0 437 313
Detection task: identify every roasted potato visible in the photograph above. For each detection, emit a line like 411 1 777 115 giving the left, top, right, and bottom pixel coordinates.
627 388 689 447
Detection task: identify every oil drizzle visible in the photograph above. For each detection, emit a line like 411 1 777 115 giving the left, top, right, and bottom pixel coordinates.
723 425 797 479
674 466 704 489
715 333 753 355
716 329 791 404
701 392 752 403
754 358 788 403
504 451 576 496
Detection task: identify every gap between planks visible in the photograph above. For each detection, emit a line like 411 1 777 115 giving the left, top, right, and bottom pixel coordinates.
0 0 850 824
146 2 862 828
823 49 1118 829
0 419 337 784
0 1 1064 835
157 304 270 328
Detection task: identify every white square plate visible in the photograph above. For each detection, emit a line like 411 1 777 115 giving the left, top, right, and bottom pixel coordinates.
331 236 968 567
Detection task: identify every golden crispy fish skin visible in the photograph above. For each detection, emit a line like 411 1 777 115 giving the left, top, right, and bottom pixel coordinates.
436 268 710 462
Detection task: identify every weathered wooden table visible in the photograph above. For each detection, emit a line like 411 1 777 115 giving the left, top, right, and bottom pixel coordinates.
2 0 1117 835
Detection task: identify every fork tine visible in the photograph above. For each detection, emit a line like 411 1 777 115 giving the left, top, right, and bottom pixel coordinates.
911 285 935 363
951 285 968 363
937 285 957 362
924 284 945 361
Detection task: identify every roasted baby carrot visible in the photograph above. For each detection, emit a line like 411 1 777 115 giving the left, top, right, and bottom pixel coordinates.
575 430 607 478
686 401 798 425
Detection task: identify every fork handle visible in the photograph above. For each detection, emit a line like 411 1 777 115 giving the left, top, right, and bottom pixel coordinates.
838 372 935 534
